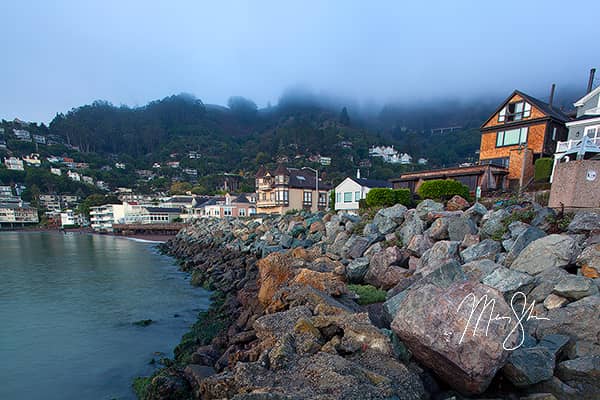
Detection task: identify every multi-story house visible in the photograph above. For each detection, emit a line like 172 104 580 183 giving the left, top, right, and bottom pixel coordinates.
552 72 600 180
479 89 570 190
4 157 24 171
39 195 62 213
334 171 392 212
0 201 39 227
0 185 13 199
255 165 331 214
198 194 257 218
82 176 94 185
89 204 125 232
22 153 41 167
50 167 62 176
13 129 31 141
32 134 46 144
67 171 81 182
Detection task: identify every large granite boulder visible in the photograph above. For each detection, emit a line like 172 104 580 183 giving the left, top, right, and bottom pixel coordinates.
480 209 509 238
345 257 371 283
398 210 424 245
416 240 460 276
257 253 295 306
511 235 580 275
340 234 371 259
446 195 470 211
364 246 410 289
415 199 444 220
391 280 518 394
460 239 503 264
447 215 478 242
502 346 556 387
481 267 535 296
406 234 433 257
464 202 488 225
505 226 546 266
552 275 599 300
568 212 600 234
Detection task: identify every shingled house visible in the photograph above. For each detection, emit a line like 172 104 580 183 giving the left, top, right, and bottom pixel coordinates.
479 90 570 189
255 165 331 214
391 89 571 194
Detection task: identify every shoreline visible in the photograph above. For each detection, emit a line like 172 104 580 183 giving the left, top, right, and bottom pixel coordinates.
1 227 173 243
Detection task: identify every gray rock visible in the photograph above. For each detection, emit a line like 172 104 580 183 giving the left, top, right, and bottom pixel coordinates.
577 243 600 278
280 233 293 249
480 208 509 238
462 259 501 281
415 199 444 220
372 213 398 235
406 234 433 257
364 246 409 289
460 239 503 263
531 296 600 344
447 216 478 242
345 257 370 283
543 294 569 310
511 234 579 275
464 202 488 225
538 334 570 357
502 346 556 388
340 234 371 259
398 209 424 245
482 267 534 295
531 207 556 229
553 275 599 300
567 341 600 360
568 212 600 234
556 356 600 388
376 204 408 224
505 226 546 266
508 220 531 237
364 241 382 258
424 217 449 240
327 231 350 256
529 268 570 303
416 240 460 276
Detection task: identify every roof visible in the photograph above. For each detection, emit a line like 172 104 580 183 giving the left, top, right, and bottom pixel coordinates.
168 196 194 203
348 177 392 188
232 194 250 203
273 163 288 176
574 85 600 107
287 168 332 190
390 164 508 182
255 165 266 178
481 90 571 129
144 207 181 213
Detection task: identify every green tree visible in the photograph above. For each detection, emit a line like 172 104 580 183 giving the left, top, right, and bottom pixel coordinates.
170 181 192 195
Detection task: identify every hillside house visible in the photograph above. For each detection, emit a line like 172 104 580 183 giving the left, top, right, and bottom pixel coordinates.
4 157 24 171
22 153 41 167
334 171 392 211
67 171 81 182
255 165 331 214
13 129 31 141
479 89 570 190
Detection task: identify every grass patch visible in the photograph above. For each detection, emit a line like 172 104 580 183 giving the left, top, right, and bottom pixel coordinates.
348 284 387 305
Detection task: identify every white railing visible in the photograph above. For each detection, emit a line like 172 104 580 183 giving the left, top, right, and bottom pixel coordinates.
556 138 600 153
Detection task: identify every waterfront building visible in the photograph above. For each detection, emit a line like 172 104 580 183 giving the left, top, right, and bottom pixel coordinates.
334 171 392 212
0 201 39 227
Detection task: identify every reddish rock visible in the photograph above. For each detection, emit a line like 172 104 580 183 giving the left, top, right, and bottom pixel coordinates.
364 246 410 289
391 280 517 394
446 195 470 211
257 253 294 306
291 268 347 296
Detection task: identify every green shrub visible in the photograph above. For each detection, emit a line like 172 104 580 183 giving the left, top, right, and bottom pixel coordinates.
358 198 368 209
348 284 387 305
393 188 411 206
534 158 553 182
132 376 151 399
417 179 470 201
329 191 336 211
365 188 396 207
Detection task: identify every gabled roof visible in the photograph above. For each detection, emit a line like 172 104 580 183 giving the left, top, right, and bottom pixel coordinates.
348 177 392 189
481 90 571 129
273 163 289 176
255 165 266 178
574 85 600 107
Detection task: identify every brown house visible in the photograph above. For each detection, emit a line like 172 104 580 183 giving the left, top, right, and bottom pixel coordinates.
479 90 570 189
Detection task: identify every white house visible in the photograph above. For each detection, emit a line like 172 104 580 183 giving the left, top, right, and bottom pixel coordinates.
50 167 62 176
60 209 78 227
67 170 81 182
334 170 392 211
22 153 41 167
13 129 31 141
4 157 24 171
399 153 413 165
89 204 125 232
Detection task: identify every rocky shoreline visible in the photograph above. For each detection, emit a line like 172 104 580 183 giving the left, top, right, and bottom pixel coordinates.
141 197 600 400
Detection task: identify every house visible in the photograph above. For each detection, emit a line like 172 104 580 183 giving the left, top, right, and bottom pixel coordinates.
334 171 392 211
122 206 181 225
67 171 81 182
183 168 198 177
62 158 76 168
188 151 201 159
552 70 600 180
4 157 24 171
96 181 109 191
0 185 13 199
479 89 570 190
39 195 62 212
32 134 46 144
152 162 161 169
22 153 41 167
418 158 428 165
60 209 78 228
390 164 509 194
50 167 62 176
399 153 413 165
255 165 331 214
198 194 257 218
0 201 39 227
13 129 31 141
166 161 180 168
82 176 94 185
90 204 125 232
115 162 126 169
369 145 402 163
75 162 89 170
319 156 332 166
47 156 62 163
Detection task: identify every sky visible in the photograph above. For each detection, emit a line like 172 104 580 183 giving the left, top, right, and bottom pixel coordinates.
1 0 599 122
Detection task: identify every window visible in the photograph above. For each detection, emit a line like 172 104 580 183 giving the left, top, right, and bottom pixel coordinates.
224 207 232 216
585 125 600 140
355 191 360 201
498 101 531 122
343 192 352 203
318 192 327 205
239 208 246 217
303 191 312 204
552 127 557 141
336 192 341 203
496 127 528 147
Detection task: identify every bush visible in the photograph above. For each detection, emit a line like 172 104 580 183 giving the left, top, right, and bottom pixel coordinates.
365 188 396 207
329 191 336 211
417 179 470 201
534 158 553 182
365 188 411 207
348 284 387 305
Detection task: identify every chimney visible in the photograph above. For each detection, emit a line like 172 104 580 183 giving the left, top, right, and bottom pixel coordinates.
356 169 361 179
587 68 596 94
549 84 556 109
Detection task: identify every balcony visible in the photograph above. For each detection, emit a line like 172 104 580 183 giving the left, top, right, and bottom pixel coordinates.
556 138 600 153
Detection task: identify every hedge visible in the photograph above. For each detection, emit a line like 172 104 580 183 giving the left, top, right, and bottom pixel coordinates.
534 157 553 182
365 188 411 207
417 179 470 201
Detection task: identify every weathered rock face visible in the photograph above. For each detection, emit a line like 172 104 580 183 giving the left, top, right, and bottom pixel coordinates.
416 199 444 220
398 209 424 245
481 267 535 296
406 234 433 257
568 212 600 233
257 253 295 306
364 246 410 289
531 296 600 344
447 215 478 242
504 226 546 266
416 240 460 276
446 195 470 211
552 275 598 300
511 234 580 275
502 346 555 387
391 280 518 394
345 257 370 283
480 209 509 238
460 239 502 263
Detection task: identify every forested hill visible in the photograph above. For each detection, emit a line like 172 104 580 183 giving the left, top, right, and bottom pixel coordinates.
1 88 579 187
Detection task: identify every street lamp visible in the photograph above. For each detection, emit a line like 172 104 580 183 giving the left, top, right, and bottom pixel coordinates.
302 167 319 209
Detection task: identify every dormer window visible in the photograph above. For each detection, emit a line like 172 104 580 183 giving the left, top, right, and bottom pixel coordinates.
498 101 531 122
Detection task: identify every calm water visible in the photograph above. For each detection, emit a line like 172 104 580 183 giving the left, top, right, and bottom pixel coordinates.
0 232 210 400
